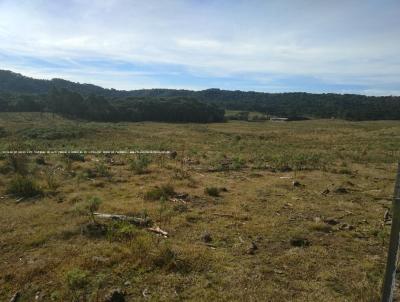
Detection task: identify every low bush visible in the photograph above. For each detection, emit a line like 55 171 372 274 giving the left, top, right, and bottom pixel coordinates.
205 186 220 197
231 157 245 170
6 175 43 198
35 155 46 165
7 153 29 175
107 221 139 241
73 196 102 223
44 168 59 191
83 168 96 178
65 268 89 291
64 153 85 162
94 162 111 177
152 245 192 273
129 155 151 174
144 184 175 201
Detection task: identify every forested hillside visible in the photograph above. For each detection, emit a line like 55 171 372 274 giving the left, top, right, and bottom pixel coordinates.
0 88 225 123
1 69 400 121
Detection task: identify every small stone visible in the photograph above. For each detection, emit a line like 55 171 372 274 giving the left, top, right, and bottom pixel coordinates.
104 288 125 302
201 232 212 243
124 281 131 287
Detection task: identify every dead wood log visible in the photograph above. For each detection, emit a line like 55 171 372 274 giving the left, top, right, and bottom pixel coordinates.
93 212 151 226
169 198 187 204
147 226 168 237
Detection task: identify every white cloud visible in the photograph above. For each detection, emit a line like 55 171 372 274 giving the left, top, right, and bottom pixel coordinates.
0 0 399 94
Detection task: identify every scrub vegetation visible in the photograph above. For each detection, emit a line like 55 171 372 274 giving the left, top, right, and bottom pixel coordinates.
0 112 399 301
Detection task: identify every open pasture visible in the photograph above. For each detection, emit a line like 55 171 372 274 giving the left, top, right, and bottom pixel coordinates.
0 113 399 301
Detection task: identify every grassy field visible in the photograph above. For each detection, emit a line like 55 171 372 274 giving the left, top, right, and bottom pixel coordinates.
0 112 399 301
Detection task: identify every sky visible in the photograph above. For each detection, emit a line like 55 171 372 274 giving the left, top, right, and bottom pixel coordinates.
0 0 399 95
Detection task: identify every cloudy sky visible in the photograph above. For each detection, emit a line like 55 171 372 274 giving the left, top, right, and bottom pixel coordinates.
0 0 399 95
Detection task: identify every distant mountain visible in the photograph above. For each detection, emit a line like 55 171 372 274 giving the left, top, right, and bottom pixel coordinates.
1 69 400 121
0 69 212 99
0 69 115 96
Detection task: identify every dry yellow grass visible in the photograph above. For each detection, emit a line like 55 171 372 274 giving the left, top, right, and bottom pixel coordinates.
0 113 399 301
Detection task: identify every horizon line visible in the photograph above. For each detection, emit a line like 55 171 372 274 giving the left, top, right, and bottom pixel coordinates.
1 68 399 98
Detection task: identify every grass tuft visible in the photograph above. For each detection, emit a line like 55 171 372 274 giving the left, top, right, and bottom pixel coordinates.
6 175 43 198
144 184 175 201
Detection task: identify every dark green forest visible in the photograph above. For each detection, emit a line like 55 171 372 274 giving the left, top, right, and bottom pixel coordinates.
1 69 400 122
0 88 225 123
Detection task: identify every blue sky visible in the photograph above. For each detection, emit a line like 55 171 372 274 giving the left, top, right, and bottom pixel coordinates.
0 0 399 95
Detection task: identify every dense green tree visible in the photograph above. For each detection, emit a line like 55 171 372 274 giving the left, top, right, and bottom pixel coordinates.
1 69 400 121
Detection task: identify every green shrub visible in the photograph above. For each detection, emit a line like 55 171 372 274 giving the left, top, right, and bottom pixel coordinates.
44 168 59 191
153 245 191 273
129 233 154 267
74 196 102 223
205 186 220 197
211 155 245 171
83 168 96 178
144 184 175 201
64 153 85 162
7 153 29 175
7 176 43 198
35 155 46 165
107 221 139 241
95 162 111 177
0 163 12 174
129 155 151 174
153 245 178 271
231 157 245 170
65 268 89 291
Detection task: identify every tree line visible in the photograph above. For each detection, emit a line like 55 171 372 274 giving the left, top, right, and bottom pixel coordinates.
0 88 225 123
1 69 400 121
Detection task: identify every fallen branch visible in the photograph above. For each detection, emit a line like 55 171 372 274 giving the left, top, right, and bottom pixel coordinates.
93 212 151 226
169 197 187 204
9 292 20 302
15 197 24 204
147 226 168 237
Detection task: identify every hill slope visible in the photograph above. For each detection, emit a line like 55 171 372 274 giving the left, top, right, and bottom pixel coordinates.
1 69 400 120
